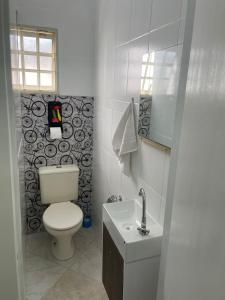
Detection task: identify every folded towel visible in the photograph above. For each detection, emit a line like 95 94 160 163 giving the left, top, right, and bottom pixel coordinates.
112 101 138 176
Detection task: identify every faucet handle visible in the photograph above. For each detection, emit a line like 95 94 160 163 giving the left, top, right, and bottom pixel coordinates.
139 187 145 196
118 195 122 202
137 226 150 236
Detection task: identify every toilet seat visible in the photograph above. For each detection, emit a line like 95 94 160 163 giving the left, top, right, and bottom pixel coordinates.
43 202 83 231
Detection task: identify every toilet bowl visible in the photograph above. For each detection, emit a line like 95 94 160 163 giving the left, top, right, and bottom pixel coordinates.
39 164 83 260
43 202 83 260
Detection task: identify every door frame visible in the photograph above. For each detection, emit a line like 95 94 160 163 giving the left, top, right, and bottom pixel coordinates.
0 0 24 299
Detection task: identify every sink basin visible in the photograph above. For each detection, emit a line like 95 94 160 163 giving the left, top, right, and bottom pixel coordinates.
103 199 163 262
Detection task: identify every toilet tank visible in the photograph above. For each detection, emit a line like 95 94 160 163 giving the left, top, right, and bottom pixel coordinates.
39 164 79 204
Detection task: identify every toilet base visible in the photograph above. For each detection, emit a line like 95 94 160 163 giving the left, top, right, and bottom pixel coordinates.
51 235 74 260
44 221 82 261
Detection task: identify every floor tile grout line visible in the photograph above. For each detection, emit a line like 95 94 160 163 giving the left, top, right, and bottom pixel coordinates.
40 267 69 300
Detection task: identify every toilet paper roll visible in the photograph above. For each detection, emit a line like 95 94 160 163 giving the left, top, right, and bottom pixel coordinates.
50 127 62 139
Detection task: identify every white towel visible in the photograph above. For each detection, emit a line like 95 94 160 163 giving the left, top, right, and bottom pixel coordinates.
112 101 138 176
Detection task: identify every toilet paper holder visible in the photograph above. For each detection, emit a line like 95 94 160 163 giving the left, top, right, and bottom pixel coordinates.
48 101 63 130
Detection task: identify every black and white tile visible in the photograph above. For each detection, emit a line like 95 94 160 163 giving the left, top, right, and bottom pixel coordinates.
21 94 94 234
138 96 152 139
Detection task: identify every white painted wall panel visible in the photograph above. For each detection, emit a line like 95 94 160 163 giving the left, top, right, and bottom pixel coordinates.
18 0 96 96
161 0 225 299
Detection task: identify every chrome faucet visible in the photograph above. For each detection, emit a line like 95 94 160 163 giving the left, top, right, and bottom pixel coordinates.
137 188 150 236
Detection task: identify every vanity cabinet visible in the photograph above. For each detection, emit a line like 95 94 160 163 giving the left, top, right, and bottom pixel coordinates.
102 223 160 300
102 224 123 300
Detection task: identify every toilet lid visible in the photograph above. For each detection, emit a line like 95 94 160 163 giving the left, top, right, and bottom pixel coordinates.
43 202 83 231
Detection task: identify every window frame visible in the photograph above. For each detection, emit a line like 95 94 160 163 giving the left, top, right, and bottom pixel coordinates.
10 25 58 94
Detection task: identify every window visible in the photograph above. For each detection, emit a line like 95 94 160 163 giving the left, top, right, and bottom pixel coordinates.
10 26 57 92
140 52 155 96
141 50 177 96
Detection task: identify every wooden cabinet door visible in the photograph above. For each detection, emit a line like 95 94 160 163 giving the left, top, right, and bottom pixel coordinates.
102 224 124 300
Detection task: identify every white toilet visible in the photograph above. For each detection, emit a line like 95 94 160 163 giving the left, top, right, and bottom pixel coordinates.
39 164 83 260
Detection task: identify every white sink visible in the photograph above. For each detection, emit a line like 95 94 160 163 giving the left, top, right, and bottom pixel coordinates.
103 199 163 262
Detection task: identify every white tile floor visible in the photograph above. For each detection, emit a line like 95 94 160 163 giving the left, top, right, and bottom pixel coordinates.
25 226 108 300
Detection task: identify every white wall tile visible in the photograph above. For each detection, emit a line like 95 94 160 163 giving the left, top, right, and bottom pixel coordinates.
178 18 185 45
158 154 170 225
92 162 110 222
130 0 153 39
127 36 149 100
181 0 188 18
121 173 138 201
115 0 131 45
136 142 167 194
95 107 113 152
109 153 123 196
114 45 129 101
149 21 180 52
137 177 162 223
105 48 116 99
150 0 183 30
93 0 188 226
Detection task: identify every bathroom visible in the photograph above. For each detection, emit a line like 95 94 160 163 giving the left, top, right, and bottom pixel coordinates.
1 0 225 299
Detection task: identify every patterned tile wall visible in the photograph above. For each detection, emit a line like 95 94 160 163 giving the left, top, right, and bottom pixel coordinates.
138 96 152 139
21 94 94 233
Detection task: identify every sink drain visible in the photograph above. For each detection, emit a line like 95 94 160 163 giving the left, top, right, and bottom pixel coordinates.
122 223 133 231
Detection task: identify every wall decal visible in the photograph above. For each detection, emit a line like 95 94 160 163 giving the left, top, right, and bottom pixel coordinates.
21 94 94 234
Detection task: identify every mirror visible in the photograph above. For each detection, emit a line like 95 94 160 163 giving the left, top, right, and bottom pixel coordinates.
138 46 179 148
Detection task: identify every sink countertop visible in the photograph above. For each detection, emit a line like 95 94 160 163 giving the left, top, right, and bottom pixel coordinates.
103 200 163 263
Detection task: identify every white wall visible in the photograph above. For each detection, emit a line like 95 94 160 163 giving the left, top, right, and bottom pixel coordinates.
93 0 187 226
17 0 97 97
0 0 22 298
160 0 225 299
